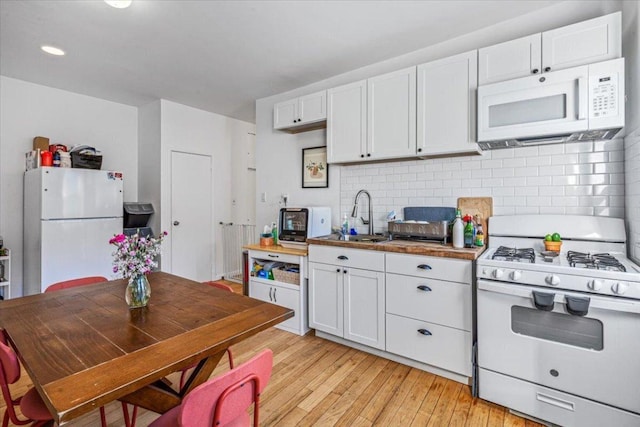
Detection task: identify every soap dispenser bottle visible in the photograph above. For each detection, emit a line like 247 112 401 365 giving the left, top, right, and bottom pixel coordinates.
452 209 464 248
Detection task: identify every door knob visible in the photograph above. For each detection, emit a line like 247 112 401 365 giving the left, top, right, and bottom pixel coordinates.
173 221 180 226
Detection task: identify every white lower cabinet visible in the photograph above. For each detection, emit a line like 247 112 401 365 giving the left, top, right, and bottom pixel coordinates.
308 246 385 350
249 279 300 334
385 253 473 378
248 248 309 336
308 245 474 381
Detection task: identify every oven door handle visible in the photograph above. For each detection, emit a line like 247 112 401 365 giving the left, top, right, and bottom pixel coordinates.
565 295 590 316
532 291 555 311
478 280 640 314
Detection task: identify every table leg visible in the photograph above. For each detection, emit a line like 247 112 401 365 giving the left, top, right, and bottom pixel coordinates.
119 350 226 414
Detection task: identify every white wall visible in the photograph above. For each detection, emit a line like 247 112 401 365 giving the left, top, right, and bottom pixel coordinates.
622 0 640 263
0 76 138 297
255 1 623 234
140 100 255 280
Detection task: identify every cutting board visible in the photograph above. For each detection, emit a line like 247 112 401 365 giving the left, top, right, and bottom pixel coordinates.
457 197 493 244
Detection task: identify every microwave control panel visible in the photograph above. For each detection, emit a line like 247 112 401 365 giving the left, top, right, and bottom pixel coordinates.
589 73 618 118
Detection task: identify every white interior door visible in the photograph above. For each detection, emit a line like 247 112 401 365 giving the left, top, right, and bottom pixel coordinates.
171 151 213 281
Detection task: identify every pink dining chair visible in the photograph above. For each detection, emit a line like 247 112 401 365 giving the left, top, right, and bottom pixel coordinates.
45 276 138 427
45 275 108 292
0 340 53 427
178 281 236 389
150 349 273 427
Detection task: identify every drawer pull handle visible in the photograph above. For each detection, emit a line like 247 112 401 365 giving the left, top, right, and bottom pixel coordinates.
273 287 277 303
417 285 432 292
269 288 273 302
536 392 575 412
417 264 432 270
268 254 279 258
337 255 349 260
417 329 432 336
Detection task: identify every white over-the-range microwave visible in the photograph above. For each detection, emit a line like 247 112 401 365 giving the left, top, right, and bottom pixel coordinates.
477 58 625 150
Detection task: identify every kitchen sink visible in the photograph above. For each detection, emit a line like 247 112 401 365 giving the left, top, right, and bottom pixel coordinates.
345 234 389 243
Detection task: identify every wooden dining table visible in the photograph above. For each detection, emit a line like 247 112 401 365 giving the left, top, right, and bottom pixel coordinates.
0 272 293 425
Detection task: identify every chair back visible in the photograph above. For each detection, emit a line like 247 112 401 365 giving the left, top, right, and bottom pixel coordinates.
203 281 235 293
0 340 22 422
179 349 273 427
45 276 108 292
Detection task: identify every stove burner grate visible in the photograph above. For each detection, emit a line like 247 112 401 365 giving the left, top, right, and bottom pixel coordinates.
492 246 536 263
566 251 626 272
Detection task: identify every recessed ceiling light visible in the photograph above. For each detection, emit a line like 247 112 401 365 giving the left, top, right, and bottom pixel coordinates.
41 46 65 56
104 0 132 8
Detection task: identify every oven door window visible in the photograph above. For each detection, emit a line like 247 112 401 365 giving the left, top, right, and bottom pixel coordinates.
511 306 603 350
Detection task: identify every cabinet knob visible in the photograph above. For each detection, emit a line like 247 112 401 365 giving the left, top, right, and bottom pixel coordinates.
336 268 341 273
343 269 347 274
417 329 432 336
544 67 551 72
366 153 371 157
360 154 365 158
417 148 422 153
532 68 539 74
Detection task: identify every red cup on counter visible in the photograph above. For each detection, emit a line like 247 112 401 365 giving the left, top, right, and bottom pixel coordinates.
41 151 53 166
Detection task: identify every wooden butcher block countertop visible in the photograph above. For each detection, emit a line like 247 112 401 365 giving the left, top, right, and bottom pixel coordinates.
307 237 485 261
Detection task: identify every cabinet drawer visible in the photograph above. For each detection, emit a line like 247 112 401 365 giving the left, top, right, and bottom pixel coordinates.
385 253 471 283
386 313 471 377
386 273 471 331
249 280 299 332
309 245 384 271
248 250 299 265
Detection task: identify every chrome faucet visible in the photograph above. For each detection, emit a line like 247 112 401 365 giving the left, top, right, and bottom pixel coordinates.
351 189 374 235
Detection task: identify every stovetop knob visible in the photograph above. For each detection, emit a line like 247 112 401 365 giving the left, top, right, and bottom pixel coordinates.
493 269 504 279
510 270 522 281
588 279 604 291
546 274 560 286
612 282 628 295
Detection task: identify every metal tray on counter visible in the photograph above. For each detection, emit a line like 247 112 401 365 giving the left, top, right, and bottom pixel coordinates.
388 220 450 244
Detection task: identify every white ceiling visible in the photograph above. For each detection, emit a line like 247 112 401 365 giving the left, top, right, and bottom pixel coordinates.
0 0 563 123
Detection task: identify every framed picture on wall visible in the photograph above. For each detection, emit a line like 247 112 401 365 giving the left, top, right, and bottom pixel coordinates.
302 146 329 188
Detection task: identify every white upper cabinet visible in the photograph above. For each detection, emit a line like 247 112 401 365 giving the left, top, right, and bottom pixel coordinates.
478 34 542 85
327 80 367 163
367 67 416 161
417 50 479 156
542 12 621 72
327 67 416 163
273 90 327 131
479 12 621 85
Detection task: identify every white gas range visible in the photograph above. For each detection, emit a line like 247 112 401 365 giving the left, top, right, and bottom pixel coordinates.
476 215 640 427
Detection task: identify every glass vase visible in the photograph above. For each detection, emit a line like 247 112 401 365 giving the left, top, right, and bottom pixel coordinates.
126 274 151 308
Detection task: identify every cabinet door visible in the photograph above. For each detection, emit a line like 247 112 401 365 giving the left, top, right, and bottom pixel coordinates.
326 80 367 163
308 262 343 336
417 50 479 156
269 284 300 332
367 67 416 160
542 12 621 73
249 280 274 303
344 268 385 349
478 34 542 85
299 91 327 124
273 98 298 129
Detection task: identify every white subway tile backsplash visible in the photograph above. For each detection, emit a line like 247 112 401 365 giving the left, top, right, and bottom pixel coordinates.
539 165 565 176
594 162 623 174
564 141 593 153
341 139 625 229
538 144 566 155
565 186 593 196
566 207 594 215
526 156 552 167
579 152 608 164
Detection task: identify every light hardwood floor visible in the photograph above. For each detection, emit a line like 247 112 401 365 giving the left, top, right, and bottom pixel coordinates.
2 280 543 426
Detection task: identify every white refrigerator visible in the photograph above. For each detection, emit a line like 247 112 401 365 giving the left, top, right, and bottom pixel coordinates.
23 168 124 295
